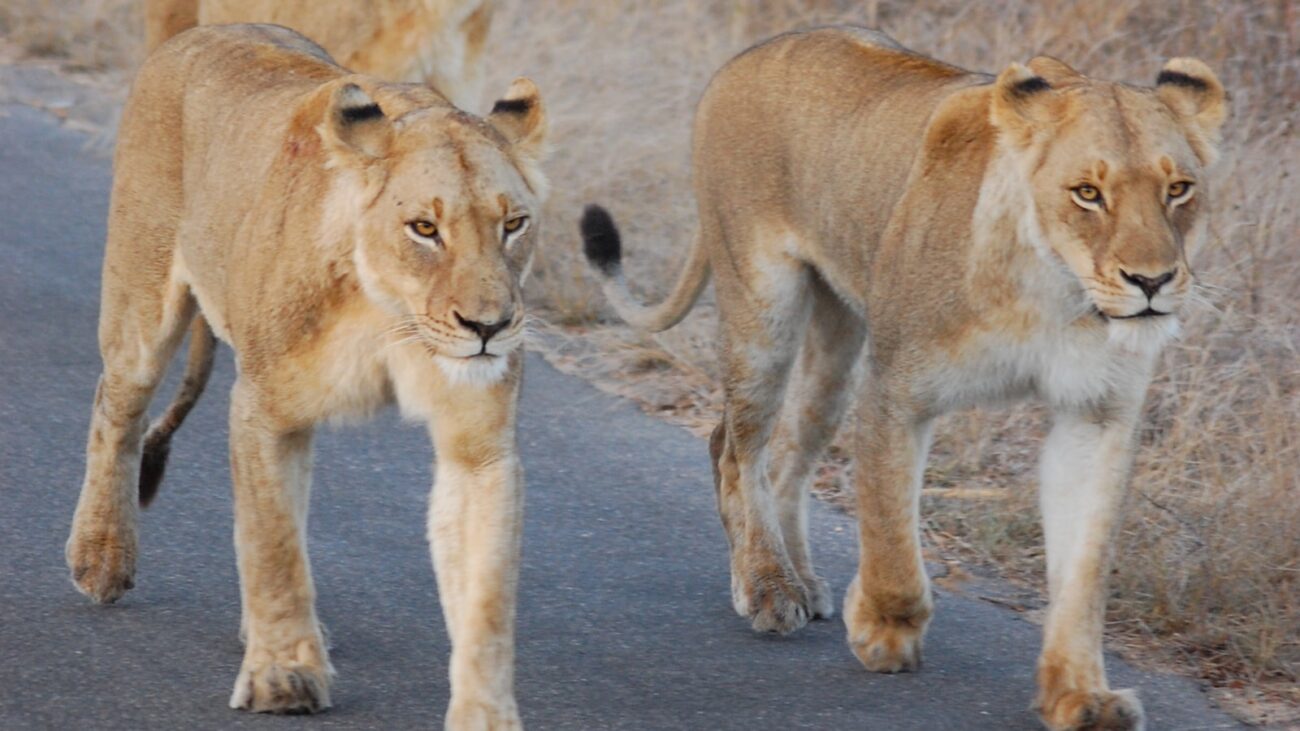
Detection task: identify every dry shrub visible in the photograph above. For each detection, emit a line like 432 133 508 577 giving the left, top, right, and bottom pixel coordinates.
3 0 1295 715
0 0 142 71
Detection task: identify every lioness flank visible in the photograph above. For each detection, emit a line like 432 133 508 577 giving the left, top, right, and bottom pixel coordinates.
65 24 546 728
581 26 1225 731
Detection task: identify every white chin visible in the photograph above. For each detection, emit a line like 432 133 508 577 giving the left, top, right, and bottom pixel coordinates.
435 354 512 387
1107 315 1181 354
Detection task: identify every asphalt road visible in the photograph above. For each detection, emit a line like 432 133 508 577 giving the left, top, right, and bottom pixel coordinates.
0 103 1246 730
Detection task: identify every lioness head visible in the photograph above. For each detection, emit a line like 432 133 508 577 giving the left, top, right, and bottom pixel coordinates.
990 56 1226 344
319 78 548 384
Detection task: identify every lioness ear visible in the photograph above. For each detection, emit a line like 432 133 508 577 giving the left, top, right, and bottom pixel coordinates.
320 83 393 165
487 77 547 161
1027 56 1084 86
989 63 1057 147
1156 58 1227 165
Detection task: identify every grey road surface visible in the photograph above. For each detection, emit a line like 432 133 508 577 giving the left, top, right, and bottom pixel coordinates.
0 103 1244 730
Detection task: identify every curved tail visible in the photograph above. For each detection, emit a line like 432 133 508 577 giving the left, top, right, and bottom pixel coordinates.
579 205 711 333
139 315 216 507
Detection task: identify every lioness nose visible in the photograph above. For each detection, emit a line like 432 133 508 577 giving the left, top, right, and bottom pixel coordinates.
1120 269 1176 299
455 312 512 343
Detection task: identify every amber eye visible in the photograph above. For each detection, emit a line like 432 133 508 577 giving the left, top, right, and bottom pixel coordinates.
1070 184 1105 210
408 220 438 239
503 216 528 235
1167 181 1192 200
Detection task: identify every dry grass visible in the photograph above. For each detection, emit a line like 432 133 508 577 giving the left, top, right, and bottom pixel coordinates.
2 0 1295 721
0 0 142 71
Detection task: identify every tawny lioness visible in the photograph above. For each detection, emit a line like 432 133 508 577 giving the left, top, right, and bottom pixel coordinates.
66 24 546 728
582 26 1225 731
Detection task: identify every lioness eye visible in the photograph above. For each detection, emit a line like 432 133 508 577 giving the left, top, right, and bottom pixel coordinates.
1167 181 1192 200
1070 184 1105 210
503 216 528 236
408 220 439 240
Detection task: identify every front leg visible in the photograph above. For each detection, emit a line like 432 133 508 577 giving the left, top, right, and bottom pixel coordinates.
424 357 524 730
226 381 331 714
844 390 935 673
1035 404 1146 731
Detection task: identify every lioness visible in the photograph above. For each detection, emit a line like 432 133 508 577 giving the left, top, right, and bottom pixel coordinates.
65 24 546 727
144 0 495 110
581 27 1225 731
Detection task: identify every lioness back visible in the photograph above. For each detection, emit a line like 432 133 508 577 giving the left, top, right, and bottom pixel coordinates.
693 28 985 281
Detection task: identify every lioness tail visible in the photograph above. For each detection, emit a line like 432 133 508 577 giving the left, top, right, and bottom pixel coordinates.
139 315 216 507
579 204 711 333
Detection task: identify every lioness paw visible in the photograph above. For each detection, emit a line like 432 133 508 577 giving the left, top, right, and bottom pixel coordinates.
446 697 523 731
846 614 925 672
229 662 332 714
66 528 136 604
844 576 930 673
746 572 810 635
1036 687 1145 731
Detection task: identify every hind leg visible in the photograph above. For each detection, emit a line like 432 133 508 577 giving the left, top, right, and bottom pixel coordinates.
711 240 812 634
67 255 194 603
767 278 866 619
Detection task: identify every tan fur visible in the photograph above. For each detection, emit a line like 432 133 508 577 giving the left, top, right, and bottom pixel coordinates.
65 25 546 727
144 0 496 110
586 27 1226 731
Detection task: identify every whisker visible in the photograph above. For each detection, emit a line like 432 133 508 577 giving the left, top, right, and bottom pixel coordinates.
382 317 424 338
1182 286 1222 315
381 334 428 354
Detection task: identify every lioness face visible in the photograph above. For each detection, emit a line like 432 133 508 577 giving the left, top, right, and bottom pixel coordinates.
360 123 540 380
322 80 547 384
993 59 1226 342
1031 89 1206 324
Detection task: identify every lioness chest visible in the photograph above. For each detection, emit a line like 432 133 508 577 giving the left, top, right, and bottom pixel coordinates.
910 316 1150 415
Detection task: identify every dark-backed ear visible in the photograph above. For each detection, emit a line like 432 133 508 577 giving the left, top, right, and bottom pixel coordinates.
989 63 1058 148
488 77 547 161
1027 56 1084 86
1156 58 1227 165
320 83 393 165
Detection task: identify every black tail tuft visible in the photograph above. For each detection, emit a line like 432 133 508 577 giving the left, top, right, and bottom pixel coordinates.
138 429 172 508
580 204 622 276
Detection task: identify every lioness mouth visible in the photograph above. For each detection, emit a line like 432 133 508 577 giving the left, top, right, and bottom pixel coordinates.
1112 307 1170 319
